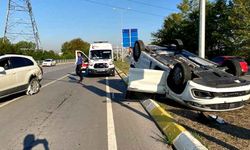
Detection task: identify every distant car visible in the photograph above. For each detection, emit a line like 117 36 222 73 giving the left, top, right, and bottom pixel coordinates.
0 54 43 99
42 59 56 67
211 56 248 76
127 40 250 112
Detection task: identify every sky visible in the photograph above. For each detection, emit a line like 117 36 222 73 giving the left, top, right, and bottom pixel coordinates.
0 0 181 52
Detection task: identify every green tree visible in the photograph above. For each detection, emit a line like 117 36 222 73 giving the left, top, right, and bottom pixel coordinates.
152 0 201 53
0 37 15 55
229 0 250 53
0 37 61 60
61 38 90 59
15 41 36 51
152 0 250 60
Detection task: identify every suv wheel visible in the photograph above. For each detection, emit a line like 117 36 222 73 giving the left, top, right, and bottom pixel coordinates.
223 59 242 77
133 40 145 62
167 63 191 94
26 78 40 95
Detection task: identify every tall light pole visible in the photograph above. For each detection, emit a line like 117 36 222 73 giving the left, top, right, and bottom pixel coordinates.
199 0 206 58
113 7 130 62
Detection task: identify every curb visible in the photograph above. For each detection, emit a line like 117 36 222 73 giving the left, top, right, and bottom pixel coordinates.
141 99 207 150
115 67 128 85
115 66 208 150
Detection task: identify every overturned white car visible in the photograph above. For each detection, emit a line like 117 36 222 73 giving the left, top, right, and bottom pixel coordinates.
127 40 250 112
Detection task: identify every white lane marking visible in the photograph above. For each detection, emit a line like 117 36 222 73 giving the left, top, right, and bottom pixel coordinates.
42 74 69 88
106 77 117 150
0 74 70 108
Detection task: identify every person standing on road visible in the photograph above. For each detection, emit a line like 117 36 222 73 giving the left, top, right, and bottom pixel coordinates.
76 52 83 83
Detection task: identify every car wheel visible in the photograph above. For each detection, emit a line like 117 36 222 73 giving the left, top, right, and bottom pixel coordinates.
133 40 145 62
223 59 241 77
171 39 184 51
167 63 191 94
26 78 40 95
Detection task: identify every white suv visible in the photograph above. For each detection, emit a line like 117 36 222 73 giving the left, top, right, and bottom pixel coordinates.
0 54 43 99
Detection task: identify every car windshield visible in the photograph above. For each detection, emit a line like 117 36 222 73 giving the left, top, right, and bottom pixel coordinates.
44 59 52 62
90 50 112 59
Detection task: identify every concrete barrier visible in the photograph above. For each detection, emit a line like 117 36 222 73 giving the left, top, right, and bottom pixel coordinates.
141 99 207 150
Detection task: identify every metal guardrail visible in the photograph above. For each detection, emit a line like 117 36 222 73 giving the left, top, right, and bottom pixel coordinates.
36 59 75 65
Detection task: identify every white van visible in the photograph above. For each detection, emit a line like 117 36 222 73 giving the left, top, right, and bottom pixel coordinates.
87 41 115 76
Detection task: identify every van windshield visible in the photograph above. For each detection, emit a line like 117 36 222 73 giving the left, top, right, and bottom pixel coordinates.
90 50 112 59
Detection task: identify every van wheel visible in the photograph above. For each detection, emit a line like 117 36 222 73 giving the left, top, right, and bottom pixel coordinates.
133 40 145 62
26 78 40 95
223 59 242 77
167 63 191 94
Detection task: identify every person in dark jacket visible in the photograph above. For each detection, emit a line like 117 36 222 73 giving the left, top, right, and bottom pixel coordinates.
76 52 83 82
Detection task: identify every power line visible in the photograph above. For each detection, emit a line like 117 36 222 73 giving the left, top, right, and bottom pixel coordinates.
126 0 177 11
81 0 165 18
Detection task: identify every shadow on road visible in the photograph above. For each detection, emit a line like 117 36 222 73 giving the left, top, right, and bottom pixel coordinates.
98 79 125 93
82 84 107 97
81 78 153 122
0 92 24 104
23 134 49 150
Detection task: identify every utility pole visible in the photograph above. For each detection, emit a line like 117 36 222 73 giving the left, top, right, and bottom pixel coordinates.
4 0 41 50
199 0 206 58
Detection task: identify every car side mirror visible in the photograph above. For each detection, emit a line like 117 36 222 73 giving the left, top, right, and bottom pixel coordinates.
0 67 5 73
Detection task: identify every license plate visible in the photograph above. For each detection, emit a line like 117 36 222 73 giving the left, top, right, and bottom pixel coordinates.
97 69 106 72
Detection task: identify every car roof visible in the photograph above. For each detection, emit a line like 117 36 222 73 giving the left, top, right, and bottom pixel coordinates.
90 43 112 50
0 54 33 60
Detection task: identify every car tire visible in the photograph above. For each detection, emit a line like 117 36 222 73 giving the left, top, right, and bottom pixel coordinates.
171 39 184 51
223 59 242 77
133 40 145 62
26 77 40 95
167 63 191 94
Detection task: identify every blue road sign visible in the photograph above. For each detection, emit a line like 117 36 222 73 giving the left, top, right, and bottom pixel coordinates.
131 29 138 48
122 28 138 48
122 29 130 48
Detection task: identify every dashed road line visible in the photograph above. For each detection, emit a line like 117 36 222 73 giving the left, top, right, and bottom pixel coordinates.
42 74 69 88
106 77 117 150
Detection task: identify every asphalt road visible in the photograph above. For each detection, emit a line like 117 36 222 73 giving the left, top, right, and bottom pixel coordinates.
0 63 168 150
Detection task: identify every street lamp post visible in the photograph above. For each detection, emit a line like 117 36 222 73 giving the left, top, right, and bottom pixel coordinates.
199 0 206 58
113 7 130 62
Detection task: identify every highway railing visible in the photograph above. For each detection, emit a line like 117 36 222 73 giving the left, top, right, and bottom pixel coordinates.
37 59 75 65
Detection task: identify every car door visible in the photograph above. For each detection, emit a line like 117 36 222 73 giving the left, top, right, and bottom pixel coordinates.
75 50 88 62
0 57 17 97
9 57 34 89
75 50 89 68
